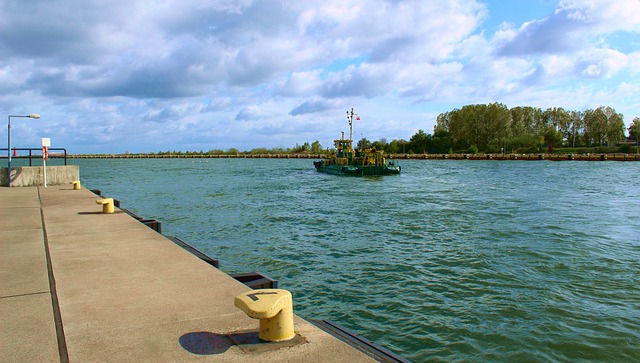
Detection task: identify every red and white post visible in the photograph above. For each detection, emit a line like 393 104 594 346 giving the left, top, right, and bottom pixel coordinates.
42 138 50 187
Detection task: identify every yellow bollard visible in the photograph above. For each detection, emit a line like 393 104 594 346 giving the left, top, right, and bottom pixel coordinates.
234 289 295 342
95 198 114 214
71 180 81 190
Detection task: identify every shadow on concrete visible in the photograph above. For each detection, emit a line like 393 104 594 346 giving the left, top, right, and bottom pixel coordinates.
179 331 306 355
179 332 234 355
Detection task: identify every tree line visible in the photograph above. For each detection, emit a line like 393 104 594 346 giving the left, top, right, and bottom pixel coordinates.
153 104 639 156
434 103 629 154
362 104 638 154
153 141 323 156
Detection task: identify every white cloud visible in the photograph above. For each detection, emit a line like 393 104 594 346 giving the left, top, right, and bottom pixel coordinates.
576 49 628 78
498 0 640 56
558 0 640 32
1 0 639 153
289 98 336 116
235 105 271 121
629 52 640 75
276 70 323 97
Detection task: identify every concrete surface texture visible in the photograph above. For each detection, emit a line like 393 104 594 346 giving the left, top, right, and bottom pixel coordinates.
0 165 80 187
0 185 376 362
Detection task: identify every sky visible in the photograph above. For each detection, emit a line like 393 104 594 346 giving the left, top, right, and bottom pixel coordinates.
1 0 639 154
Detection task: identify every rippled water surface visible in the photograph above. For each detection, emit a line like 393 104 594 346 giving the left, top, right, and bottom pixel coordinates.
74 158 640 362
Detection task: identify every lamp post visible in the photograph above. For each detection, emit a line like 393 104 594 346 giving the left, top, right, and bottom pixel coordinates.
7 114 40 187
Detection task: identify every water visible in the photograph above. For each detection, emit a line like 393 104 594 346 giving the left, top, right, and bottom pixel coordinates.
72 158 640 362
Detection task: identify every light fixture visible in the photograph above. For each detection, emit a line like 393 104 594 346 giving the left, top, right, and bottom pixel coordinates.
7 114 41 187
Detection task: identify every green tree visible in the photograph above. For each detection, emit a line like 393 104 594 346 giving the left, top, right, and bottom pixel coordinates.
310 141 322 154
249 147 269 154
357 138 372 149
508 106 540 151
507 134 539 152
543 128 563 148
568 111 584 147
486 102 511 153
409 129 431 153
270 147 287 154
556 109 571 146
629 117 640 141
543 107 570 146
440 108 462 145
583 108 607 146
511 106 542 136
387 139 407 154
460 104 483 149
293 142 310 153
431 126 452 154
603 106 625 145
371 138 388 151
510 107 526 136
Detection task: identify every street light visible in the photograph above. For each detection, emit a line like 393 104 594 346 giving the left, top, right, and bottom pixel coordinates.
7 113 40 187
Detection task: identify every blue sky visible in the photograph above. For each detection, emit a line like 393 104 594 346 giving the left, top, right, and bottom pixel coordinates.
1 0 639 153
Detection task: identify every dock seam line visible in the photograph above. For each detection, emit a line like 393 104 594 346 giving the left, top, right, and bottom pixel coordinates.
0 291 50 299
38 188 70 363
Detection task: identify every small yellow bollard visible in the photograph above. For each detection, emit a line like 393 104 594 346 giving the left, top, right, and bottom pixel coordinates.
95 198 114 214
234 289 295 342
71 180 81 190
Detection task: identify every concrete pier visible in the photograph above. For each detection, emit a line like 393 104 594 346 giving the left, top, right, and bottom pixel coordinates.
0 186 376 362
0 165 80 187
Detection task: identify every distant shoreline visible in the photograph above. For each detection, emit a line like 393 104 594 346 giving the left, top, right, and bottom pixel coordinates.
62 153 640 161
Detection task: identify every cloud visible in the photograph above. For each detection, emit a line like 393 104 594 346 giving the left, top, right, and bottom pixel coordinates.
498 0 640 56
1 0 639 153
319 63 395 98
2 0 487 102
576 49 628 78
559 0 640 33
396 62 465 102
142 100 207 123
289 98 336 116
497 13 587 55
236 105 270 121
276 70 323 97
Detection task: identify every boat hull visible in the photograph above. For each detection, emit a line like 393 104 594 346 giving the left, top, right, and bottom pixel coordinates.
314 162 400 176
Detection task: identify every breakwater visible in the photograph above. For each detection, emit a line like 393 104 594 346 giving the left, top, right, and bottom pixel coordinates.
68 153 640 161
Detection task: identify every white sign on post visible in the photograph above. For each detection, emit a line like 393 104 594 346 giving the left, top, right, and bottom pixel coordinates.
42 138 50 187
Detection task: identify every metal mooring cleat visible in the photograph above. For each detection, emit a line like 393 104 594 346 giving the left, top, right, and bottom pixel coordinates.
234 289 295 342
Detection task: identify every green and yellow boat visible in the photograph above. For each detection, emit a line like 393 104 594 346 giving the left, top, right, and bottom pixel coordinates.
313 109 401 176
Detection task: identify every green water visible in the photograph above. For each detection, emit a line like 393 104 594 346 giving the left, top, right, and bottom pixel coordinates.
72 158 640 362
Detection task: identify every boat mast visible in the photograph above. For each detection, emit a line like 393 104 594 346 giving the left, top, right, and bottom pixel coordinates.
347 107 360 150
347 108 357 144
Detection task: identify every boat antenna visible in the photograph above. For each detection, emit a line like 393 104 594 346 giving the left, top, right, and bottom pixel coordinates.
347 108 359 142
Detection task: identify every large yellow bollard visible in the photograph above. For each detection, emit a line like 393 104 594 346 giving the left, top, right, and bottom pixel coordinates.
95 198 114 214
71 180 81 190
234 289 295 342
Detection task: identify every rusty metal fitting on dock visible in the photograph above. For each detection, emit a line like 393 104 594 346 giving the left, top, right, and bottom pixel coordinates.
71 180 81 190
234 289 295 342
95 198 114 214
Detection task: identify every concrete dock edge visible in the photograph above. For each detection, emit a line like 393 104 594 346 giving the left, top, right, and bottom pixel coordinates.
1 185 380 362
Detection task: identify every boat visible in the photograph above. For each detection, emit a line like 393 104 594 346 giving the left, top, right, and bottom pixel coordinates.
313 109 401 176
